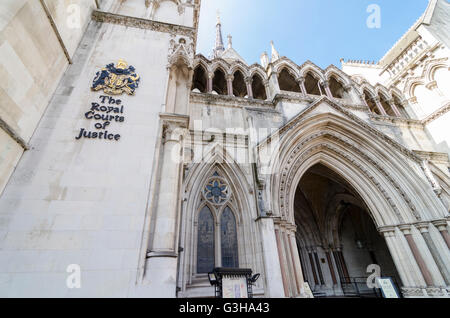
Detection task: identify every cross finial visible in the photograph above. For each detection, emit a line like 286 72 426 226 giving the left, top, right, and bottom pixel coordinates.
216 9 221 24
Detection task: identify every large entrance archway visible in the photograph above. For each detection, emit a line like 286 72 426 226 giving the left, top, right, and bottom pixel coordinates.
294 163 401 297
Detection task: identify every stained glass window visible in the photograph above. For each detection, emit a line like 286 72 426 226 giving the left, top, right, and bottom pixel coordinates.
197 206 215 274
204 177 230 205
220 207 239 268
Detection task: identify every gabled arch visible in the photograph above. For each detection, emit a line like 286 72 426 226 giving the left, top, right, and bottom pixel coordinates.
376 86 396 116
299 61 326 82
324 66 352 87
230 62 250 79
249 66 268 82
210 58 231 76
278 67 301 93
191 64 207 93
251 73 268 100
259 110 445 230
272 58 301 78
212 67 227 95
232 69 247 98
193 55 212 74
304 71 323 96
328 76 346 99
179 144 264 293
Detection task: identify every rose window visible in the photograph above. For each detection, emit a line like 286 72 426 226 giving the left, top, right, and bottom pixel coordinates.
203 177 230 205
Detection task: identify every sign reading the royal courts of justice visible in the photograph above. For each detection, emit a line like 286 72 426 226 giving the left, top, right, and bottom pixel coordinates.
75 59 140 141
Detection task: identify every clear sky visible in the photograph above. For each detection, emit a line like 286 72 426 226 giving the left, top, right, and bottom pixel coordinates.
196 0 430 68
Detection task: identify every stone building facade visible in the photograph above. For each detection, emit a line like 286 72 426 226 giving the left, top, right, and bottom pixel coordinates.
0 0 449 298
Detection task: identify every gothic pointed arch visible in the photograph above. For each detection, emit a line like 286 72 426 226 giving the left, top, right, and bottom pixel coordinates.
232 69 247 97
299 61 326 82
257 100 446 229
272 58 300 78
278 68 301 93
324 66 352 87
179 144 265 295
304 71 323 96
212 67 227 95
252 73 268 100
192 64 208 93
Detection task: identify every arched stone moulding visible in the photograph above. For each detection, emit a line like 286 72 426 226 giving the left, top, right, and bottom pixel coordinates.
177 144 265 296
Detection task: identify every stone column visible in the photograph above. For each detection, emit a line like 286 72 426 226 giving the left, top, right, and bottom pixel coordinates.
245 77 253 99
332 249 343 283
144 113 189 297
297 76 307 96
227 75 234 96
372 97 388 116
207 72 213 93
337 249 350 282
268 70 280 99
314 251 325 286
387 99 402 117
325 250 338 285
256 217 285 297
274 228 289 296
321 80 333 99
415 222 450 285
432 219 450 249
288 232 306 296
398 224 434 287
308 250 319 287
264 80 270 101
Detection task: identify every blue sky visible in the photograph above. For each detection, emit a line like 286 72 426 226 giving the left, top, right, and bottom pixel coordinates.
196 0 430 68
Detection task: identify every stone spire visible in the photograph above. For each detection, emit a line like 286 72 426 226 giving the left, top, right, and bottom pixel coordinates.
212 11 225 58
271 41 280 62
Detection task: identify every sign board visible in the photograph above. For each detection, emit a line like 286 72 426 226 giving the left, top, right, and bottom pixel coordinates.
222 276 248 298
376 277 400 298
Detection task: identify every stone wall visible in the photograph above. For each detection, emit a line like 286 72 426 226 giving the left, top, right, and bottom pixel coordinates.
0 0 97 195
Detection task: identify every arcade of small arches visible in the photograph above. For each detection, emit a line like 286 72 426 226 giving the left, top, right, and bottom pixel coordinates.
191 56 411 120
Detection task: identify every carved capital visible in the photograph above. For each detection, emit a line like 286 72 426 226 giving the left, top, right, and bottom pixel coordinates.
414 222 430 233
398 224 412 235
379 226 396 237
431 219 449 232
160 113 189 144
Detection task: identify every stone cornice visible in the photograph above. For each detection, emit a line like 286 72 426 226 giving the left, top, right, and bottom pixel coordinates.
189 92 273 108
412 150 450 164
422 103 450 125
369 114 424 128
92 10 196 40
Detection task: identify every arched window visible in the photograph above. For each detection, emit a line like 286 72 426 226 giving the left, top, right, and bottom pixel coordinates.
197 206 215 273
304 72 322 95
278 68 301 93
192 65 207 93
252 74 267 100
220 207 239 268
364 89 380 115
195 173 240 274
213 68 227 95
232 70 247 98
378 93 395 117
329 76 345 99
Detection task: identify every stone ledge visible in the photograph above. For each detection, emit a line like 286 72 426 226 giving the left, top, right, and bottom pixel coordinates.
92 10 196 39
